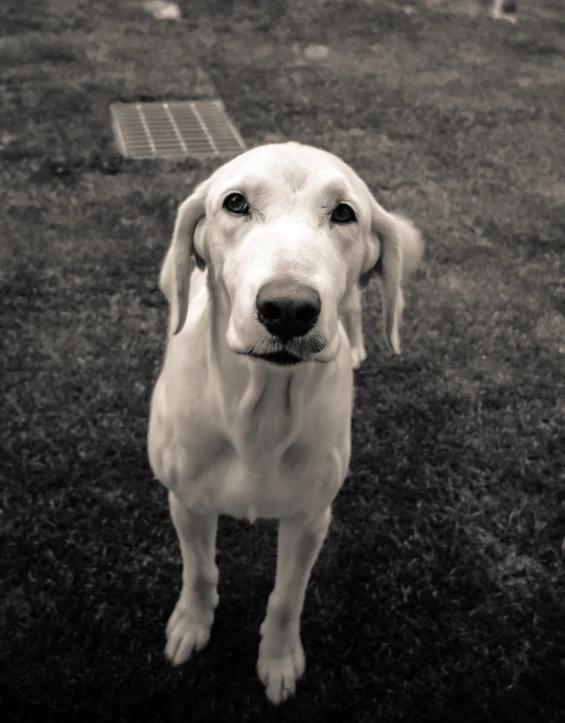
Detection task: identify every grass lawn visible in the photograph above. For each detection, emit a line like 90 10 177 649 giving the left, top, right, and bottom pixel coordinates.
2 0 565 721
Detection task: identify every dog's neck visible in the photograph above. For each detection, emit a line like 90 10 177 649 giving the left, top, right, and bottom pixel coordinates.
204 274 322 456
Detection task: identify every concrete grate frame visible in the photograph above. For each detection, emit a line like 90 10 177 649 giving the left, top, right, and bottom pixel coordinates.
110 100 247 160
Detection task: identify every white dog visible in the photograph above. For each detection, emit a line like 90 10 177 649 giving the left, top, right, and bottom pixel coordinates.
147 142 423 704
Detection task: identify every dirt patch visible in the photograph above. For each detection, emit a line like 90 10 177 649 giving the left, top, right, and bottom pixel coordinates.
423 0 486 17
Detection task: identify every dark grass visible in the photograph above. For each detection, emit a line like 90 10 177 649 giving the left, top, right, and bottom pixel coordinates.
2 0 565 721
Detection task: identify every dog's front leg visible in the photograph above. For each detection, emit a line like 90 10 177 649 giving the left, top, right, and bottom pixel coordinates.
258 507 332 705
165 491 219 665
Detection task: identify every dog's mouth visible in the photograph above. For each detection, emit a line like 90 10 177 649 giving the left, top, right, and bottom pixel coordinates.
243 349 304 366
234 329 329 367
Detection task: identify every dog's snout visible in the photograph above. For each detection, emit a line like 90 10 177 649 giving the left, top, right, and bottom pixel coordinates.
256 282 321 339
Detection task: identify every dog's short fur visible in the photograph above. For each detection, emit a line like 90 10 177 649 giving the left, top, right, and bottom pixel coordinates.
147 142 423 704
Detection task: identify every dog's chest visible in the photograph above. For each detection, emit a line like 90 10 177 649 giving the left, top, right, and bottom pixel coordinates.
149 367 349 520
162 436 345 521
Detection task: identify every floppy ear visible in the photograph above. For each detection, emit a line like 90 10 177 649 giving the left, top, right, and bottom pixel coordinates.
159 181 209 335
360 199 423 355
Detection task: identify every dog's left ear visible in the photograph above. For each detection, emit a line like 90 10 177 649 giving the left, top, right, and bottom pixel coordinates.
360 199 424 354
159 180 210 336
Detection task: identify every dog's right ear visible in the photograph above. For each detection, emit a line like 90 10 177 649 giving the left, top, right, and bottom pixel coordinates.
159 180 209 335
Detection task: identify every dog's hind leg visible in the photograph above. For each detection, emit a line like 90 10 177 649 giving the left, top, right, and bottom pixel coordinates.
164 492 219 665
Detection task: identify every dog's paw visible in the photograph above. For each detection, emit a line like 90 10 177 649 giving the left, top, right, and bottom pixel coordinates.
350 343 367 370
257 638 305 705
164 596 217 665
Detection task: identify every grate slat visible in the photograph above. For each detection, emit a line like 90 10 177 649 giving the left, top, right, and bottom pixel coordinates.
110 100 246 160
135 104 157 157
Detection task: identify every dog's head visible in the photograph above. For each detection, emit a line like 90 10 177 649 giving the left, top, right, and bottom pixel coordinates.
162 142 423 366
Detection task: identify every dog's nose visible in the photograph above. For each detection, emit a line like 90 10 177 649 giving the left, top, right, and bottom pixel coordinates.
256 282 321 339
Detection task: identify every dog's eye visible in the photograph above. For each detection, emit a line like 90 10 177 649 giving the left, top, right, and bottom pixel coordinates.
223 193 250 215
331 203 356 224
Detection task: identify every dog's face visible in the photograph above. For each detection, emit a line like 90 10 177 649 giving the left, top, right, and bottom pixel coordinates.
167 142 411 365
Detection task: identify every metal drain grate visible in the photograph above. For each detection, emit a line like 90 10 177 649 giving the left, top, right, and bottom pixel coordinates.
110 100 246 160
